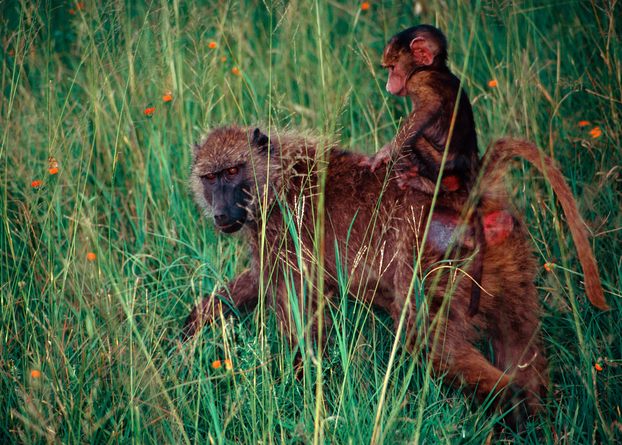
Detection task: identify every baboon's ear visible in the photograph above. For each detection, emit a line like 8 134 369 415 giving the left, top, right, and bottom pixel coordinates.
251 128 271 153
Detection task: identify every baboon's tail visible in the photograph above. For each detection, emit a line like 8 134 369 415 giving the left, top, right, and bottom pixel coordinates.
479 138 608 311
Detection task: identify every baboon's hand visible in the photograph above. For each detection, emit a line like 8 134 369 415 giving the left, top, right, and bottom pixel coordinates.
397 173 419 190
395 156 430 191
359 143 393 172
181 297 224 341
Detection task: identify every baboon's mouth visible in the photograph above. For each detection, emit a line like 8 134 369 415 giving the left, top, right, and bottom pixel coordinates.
216 220 245 234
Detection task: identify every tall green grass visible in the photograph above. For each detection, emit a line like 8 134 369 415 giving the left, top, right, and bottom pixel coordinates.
1 0 620 443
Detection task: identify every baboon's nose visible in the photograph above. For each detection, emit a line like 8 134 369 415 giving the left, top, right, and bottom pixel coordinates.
213 213 228 225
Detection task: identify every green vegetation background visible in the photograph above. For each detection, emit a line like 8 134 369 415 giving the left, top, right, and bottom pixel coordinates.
1 0 620 443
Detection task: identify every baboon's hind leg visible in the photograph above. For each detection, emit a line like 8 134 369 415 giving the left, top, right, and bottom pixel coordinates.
488 300 549 412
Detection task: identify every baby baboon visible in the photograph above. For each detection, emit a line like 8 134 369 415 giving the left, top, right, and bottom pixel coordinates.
360 24 485 315
185 125 607 430
360 24 478 195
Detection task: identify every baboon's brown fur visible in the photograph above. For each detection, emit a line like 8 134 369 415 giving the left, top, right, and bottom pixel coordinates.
185 125 607 428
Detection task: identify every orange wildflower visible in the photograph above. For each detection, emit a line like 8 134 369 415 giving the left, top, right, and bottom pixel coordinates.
578 121 590 127
49 167 59 175
221 57 227 62
31 370 40 378
232 68 239 74
209 42 217 49
31 180 42 188
77 3 83 9
8 49 14 56
163 94 172 102
69 9 75 14
590 127 602 139
361 2 370 10
213 359 233 370
595 363 603 371
488 80 498 87
144 107 155 116
544 262 555 272
87 252 96 260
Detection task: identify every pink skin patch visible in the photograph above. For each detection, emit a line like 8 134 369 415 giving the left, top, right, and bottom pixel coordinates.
483 211 514 246
427 210 514 251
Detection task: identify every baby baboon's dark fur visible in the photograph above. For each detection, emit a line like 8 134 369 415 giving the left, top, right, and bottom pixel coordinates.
185 125 606 430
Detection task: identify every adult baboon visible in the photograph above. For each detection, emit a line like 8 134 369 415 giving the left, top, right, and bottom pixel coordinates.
184 125 607 430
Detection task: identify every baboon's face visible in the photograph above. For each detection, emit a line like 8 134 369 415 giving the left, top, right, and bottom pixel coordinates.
198 163 251 233
191 126 277 234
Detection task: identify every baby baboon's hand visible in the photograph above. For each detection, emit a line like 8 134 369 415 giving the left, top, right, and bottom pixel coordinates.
359 143 393 172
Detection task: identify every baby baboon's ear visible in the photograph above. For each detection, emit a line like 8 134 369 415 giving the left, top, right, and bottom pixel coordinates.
251 128 271 153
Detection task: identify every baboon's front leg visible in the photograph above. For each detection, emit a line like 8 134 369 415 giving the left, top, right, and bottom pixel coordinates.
182 270 259 339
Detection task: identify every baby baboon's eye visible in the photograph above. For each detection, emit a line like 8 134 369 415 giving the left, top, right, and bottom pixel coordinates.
202 173 216 180
227 167 238 175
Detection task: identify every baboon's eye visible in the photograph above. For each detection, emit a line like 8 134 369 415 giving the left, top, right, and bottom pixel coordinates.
202 173 216 180
227 167 238 175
